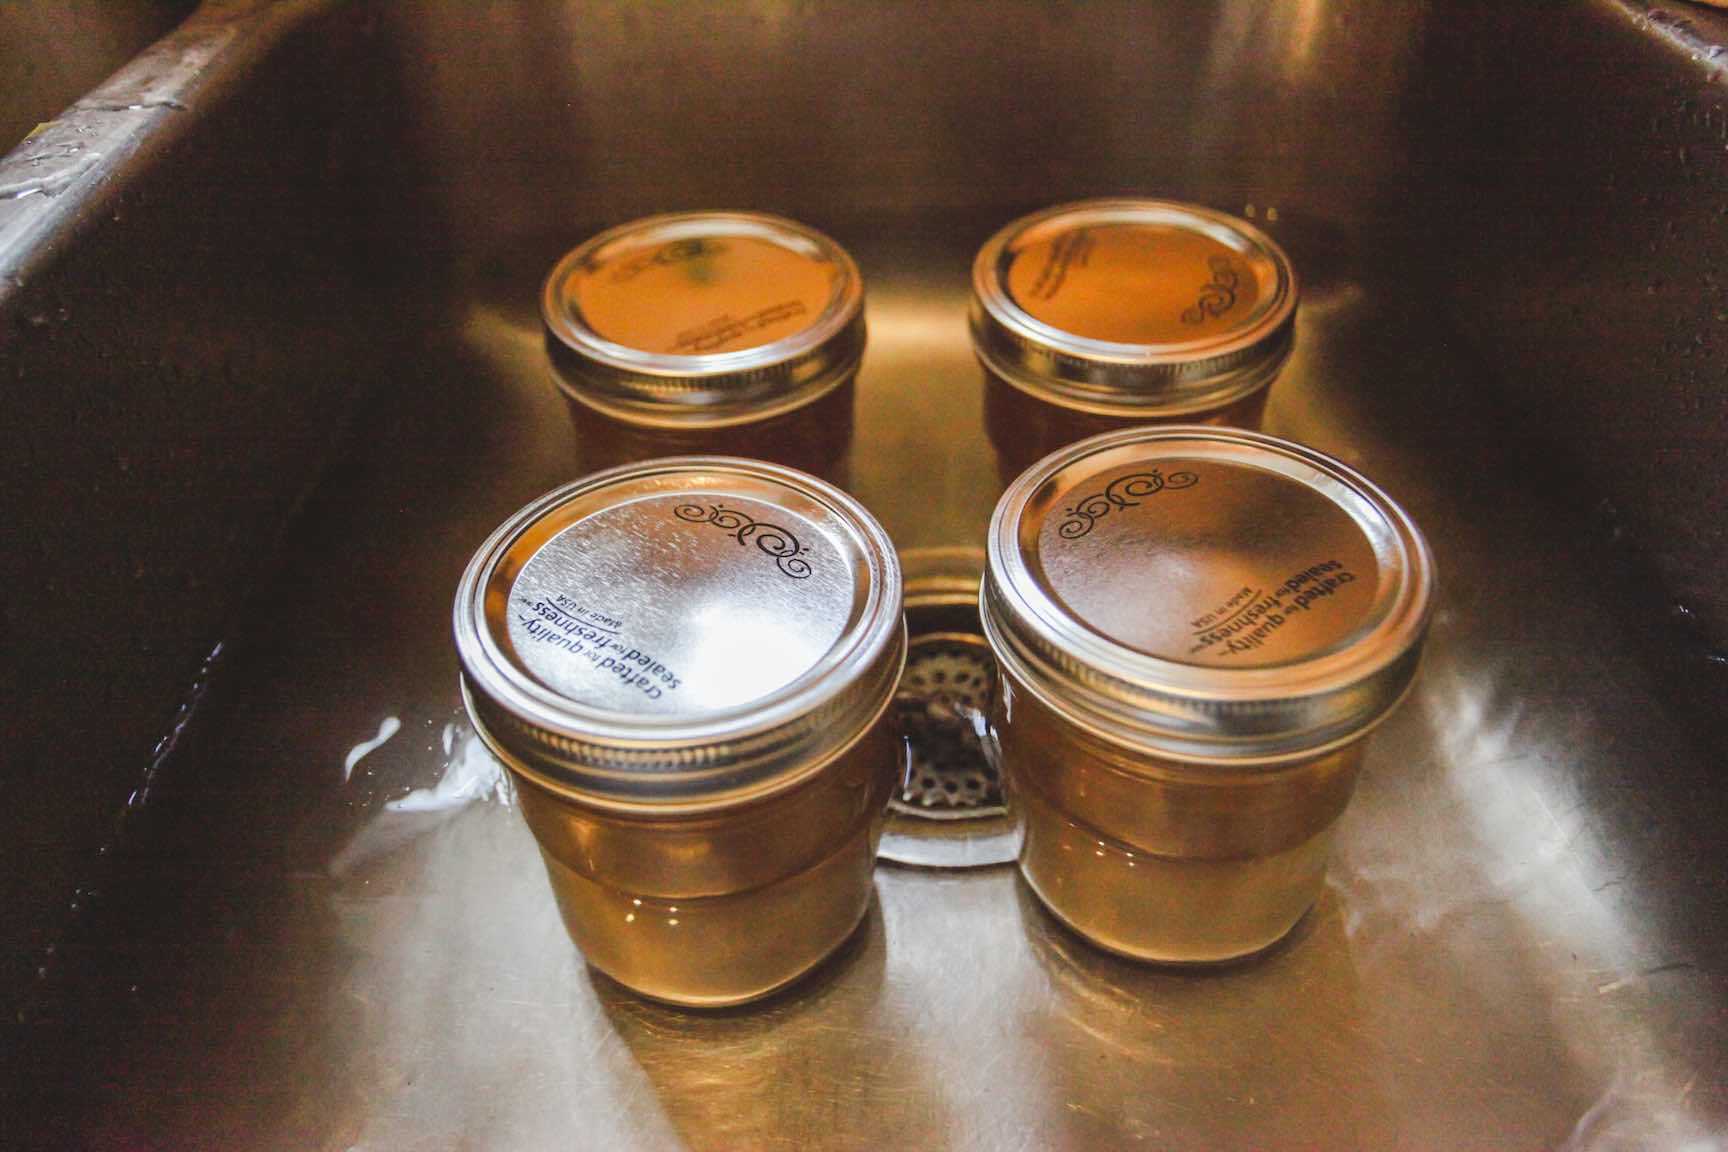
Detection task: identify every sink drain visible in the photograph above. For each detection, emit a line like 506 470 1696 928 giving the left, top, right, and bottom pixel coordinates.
891 632 1002 817
879 548 1019 868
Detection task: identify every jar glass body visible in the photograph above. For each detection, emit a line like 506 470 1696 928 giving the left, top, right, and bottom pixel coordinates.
557 367 856 487
504 707 900 1007
993 669 1364 963
983 366 1271 488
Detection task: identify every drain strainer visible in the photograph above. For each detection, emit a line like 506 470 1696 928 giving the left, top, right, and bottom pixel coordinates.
878 547 1020 869
891 632 1002 817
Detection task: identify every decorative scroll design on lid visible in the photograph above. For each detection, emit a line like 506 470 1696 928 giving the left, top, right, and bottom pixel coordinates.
1057 469 1199 540
674 502 813 579
1180 255 1241 325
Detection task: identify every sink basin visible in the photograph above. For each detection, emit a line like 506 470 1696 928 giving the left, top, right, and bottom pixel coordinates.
2 2 1724 1147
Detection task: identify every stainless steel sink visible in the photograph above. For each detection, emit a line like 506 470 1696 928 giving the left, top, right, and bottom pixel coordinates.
2 2 1725 1147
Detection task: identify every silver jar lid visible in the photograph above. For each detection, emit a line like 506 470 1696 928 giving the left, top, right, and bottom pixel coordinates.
970 199 1297 417
454 457 904 809
543 211 865 428
982 426 1433 764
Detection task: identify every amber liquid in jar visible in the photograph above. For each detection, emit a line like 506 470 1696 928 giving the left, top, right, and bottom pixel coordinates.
559 357 857 487
983 369 1268 487
994 677 1362 962
512 704 899 1006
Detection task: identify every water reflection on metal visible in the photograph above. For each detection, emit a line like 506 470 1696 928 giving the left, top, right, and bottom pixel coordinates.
590 900 951 1150
386 724 510 815
341 715 400 784
330 720 511 879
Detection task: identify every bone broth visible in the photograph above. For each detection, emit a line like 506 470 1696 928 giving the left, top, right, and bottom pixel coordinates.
972 200 1297 484
543 211 864 483
982 426 1433 963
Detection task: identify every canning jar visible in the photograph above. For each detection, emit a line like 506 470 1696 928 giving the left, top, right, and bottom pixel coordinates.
972 199 1297 483
454 457 905 1006
982 426 1433 963
543 211 864 483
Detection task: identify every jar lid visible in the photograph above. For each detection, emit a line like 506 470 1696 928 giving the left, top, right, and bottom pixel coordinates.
542 212 865 428
454 457 904 809
982 426 1433 763
970 199 1297 417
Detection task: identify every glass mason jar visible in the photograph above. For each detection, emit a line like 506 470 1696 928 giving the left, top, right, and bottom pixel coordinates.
454 457 905 1006
543 211 865 484
981 426 1434 963
972 199 1297 484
